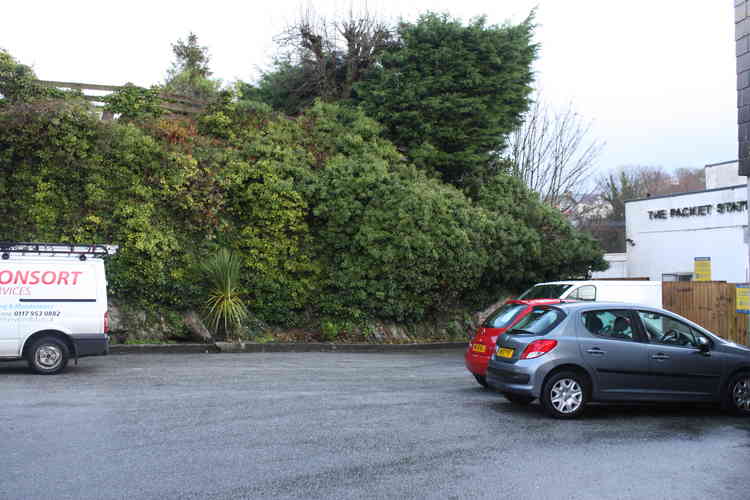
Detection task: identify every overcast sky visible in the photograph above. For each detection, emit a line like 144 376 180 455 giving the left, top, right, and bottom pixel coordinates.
1 1 738 176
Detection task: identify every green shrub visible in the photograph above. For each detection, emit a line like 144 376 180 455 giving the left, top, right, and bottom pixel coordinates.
0 95 605 329
103 84 164 120
200 249 248 339
475 173 607 296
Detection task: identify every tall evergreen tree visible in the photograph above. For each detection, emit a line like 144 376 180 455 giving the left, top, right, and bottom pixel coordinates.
354 12 537 191
164 32 220 100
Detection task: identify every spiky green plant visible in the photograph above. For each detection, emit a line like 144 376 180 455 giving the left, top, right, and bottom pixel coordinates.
201 249 248 339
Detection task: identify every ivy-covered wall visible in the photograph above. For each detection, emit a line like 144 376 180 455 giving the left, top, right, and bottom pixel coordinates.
0 97 605 330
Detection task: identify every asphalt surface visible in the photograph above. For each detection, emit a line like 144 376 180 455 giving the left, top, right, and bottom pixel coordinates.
1 351 749 500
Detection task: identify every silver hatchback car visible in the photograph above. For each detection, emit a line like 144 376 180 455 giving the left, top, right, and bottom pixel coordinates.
486 302 750 419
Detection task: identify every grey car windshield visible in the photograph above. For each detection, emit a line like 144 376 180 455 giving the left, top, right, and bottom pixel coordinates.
518 284 572 300
483 303 526 328
507 307 565 336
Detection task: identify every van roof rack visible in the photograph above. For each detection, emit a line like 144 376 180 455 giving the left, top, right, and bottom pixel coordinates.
0 242 118 260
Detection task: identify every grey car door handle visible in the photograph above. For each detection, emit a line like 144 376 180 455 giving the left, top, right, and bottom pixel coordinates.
651 353 670 360
586 348 605 355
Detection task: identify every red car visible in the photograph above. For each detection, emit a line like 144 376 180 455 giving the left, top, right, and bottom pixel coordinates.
466 299 566 388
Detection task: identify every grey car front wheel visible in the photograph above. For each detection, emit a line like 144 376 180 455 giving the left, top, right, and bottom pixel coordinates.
728 372 750 416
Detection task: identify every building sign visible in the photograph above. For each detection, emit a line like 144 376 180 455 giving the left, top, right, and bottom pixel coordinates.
738 285 750 314
648 201 748 220
693 257 711 281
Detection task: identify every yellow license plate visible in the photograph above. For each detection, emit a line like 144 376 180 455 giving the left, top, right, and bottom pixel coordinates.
472 344 487 353
497 347 514 358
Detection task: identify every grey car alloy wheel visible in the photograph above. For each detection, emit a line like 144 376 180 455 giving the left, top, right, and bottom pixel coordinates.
733 375 750 412
550 378 583 414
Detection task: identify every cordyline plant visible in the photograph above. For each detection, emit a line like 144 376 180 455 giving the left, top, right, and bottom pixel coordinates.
201 249 248 339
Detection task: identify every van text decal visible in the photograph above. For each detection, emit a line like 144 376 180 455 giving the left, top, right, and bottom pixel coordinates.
0 270 84 286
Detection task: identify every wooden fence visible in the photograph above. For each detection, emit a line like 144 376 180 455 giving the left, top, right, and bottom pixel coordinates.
36 80 206 116
662 281 749 345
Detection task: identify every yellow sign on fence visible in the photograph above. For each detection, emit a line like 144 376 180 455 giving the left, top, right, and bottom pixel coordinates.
737 285 750 314
694 257 711 281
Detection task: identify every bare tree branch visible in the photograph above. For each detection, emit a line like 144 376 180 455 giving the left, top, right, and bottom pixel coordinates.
504 93 605 214
273 5 393 102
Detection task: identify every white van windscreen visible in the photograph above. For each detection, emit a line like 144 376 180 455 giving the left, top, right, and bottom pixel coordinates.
518 284 573 300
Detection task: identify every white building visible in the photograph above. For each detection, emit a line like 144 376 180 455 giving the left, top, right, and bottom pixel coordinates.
705 160 744 189
593 161 749 282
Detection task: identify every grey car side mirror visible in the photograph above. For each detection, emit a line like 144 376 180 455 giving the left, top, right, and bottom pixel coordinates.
696 336 710 352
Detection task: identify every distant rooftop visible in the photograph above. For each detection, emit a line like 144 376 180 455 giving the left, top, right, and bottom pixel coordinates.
705 160 738 168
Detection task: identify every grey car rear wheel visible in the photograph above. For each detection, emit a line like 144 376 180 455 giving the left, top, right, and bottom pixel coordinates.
541 371 588 419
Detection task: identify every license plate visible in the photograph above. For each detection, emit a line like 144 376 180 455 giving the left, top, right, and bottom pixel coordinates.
472 344 487 353
497 347 514 358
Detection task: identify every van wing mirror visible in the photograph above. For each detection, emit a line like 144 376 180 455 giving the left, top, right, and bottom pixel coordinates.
576 286 596 301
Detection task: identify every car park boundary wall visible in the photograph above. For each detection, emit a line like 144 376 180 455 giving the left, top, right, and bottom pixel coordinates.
110 342 468 354
663 281 749 345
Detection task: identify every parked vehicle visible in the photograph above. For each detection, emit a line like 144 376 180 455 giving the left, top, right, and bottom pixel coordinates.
0 242 115 374
486 301 750 418
518 280 662 308
466 299 565 388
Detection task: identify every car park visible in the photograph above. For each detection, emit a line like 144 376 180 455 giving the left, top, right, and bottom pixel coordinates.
486 301 750 418
465 299 565 387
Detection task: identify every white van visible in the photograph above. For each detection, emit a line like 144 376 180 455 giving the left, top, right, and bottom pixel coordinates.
518 280 662 308
0 243 115 374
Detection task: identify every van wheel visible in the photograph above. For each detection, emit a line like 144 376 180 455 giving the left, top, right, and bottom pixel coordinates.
28 336 69 375
540 371 588 419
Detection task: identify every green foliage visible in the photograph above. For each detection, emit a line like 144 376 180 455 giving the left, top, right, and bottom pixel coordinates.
0 101 202 306
320 319 345 342
238 61 318 116
475 173 607 298
169 32 211 78
310 156 493 321
0 86 604 328
103 84 164 119
0 48 67 104
354 12 537 189
201 249 249 339
287 102 491 321
241 12 392 115
164 32 221 100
